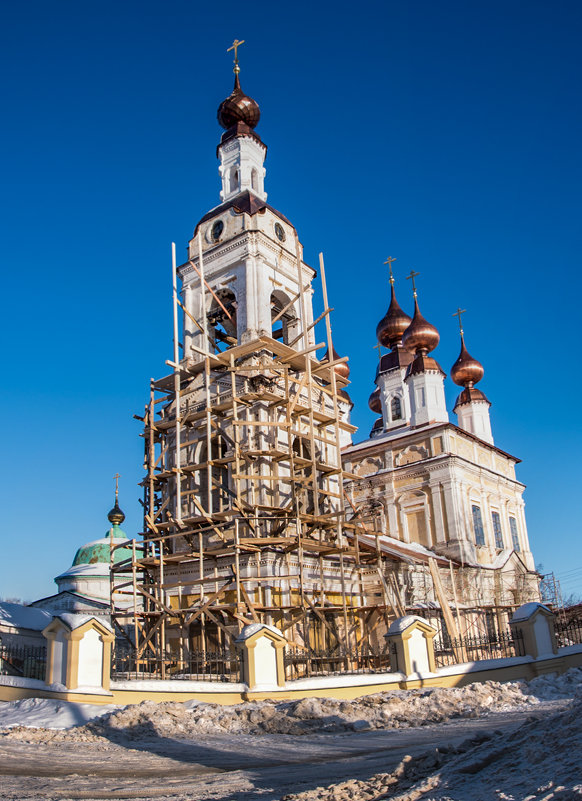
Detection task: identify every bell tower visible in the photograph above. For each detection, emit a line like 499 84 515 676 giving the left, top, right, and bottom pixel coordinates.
178 44 315 355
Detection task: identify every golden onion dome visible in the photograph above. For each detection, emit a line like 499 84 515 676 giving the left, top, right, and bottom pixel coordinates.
450 334 484 388
107 499 125 526
322 346 350 380
217 74 261 130
368 387 381 413
402 298 440 355
376 285 412 349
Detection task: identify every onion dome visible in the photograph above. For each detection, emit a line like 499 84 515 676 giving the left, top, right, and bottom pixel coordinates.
322 346 350 380
376 285 412 349
402 298 440 355
368 387 381 413
450 334 485 388
107 499 125 526
217 74 261 130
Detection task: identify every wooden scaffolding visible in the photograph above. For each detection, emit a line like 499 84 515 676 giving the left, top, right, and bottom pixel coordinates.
110 248 404 675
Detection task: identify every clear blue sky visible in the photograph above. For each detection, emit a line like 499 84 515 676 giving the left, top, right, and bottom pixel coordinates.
1 1 581 602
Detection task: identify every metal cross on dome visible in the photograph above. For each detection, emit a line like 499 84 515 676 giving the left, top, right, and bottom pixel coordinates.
383 256 397 285
113 472 121 500
453 307 467 335
227 39 245 72
406 269 420 297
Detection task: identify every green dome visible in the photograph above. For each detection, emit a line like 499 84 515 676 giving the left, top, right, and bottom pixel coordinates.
72 524 133 566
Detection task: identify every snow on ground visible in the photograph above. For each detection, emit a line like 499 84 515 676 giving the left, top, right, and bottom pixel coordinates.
282 696 582 801
1 668 580 742
0 696 118 730
0 669 580 800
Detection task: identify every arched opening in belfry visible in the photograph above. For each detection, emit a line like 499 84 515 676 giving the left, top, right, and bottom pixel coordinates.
198 437 230 515
251 168 259 192
207 289 237 351
229 167 239 195
270 290 298 346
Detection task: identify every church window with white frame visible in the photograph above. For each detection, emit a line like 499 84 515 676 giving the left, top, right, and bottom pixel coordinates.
491 511 503 549
471 504 485 546
391 395 402 421
509 516 520 551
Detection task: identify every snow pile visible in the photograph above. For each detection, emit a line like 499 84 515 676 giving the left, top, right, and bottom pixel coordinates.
1 669 580 744
0 697 117 731
282 698 582 801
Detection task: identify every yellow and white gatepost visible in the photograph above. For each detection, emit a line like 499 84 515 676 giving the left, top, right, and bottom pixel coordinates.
510 602 558 660
235 624 287 691
385 615 438 676
42 615 115 692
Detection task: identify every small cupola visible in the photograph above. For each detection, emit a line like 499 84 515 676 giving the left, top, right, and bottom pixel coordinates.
451 309 493 444
216 41 267 203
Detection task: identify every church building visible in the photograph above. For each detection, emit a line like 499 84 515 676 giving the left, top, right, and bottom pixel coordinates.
110 46 540 669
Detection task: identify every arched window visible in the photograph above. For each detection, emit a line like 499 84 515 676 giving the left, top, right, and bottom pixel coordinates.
391 396 402 421
271 290 298 345
251 168 258 191
229 167 239 194
207 289 237 350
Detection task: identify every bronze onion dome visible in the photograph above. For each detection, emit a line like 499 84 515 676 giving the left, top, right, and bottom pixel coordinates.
450 334 484 388
322 346 350 380
217 74 261 130
368 386 381 413
376 285 412 349
107 499 125 526
402 298 440 355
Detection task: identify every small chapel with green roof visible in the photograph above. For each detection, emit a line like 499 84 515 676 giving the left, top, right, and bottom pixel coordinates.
29 495 135 618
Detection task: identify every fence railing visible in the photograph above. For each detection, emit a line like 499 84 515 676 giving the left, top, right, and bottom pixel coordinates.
284 645 391 680
111 644 242 682
433 629 524 667
0 642 47 680
555 618 582 648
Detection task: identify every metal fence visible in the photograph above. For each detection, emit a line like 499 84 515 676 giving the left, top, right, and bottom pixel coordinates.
433 629 524 667
111 643 242 682
284 645 391 680
0 642 47 680
555 618 582 648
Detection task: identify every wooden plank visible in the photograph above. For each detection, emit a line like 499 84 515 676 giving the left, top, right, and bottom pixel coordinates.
239 583 260 623
428 557 467 662
184 580 234 625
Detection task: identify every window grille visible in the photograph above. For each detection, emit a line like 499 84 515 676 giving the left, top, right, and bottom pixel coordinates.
491 511 503 549
509 516 520 551
472 504 485 546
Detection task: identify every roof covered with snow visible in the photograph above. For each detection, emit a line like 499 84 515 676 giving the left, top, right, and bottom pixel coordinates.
511 602 553 622
0 602 52 631
386 615 436 635
55 613 113 632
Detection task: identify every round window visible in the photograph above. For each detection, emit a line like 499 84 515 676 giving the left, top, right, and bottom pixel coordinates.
274 222 286 242
211 220 224 242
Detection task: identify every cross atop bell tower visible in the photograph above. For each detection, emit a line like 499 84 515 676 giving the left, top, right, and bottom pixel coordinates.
178 47 316 356
216 41 267 203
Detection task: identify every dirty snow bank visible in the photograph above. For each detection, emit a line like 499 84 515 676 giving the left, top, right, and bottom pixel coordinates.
1 668 580 743
282 696 582 801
